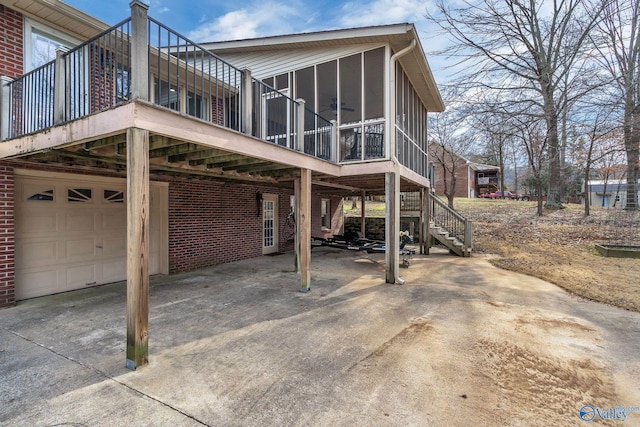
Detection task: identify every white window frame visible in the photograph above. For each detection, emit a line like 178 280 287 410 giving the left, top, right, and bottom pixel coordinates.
24 18 82 72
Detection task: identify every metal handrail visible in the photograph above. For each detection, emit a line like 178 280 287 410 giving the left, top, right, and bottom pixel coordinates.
7 61 56 138
430 193 472 253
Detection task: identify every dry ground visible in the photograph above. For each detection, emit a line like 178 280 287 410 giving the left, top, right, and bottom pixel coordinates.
455 199 640 313
346 198 640 312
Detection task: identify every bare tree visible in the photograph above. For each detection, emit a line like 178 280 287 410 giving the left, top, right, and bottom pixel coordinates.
427 99 476 208
593 0 640 209
428 0 607 208
571 105 622 215
470 105 516 198
510 116 548 216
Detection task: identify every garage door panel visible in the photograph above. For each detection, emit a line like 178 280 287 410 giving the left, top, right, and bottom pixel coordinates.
16 240 58 268
66 238 98 260
101 212 126 230
101 236 126 256
101 259 126 283
18 213 58 235
65 212 96 233
65 264 97 288
16 269 60 299
16 173 166 300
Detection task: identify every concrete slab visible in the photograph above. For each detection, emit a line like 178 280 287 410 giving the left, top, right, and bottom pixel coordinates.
1 248 639 426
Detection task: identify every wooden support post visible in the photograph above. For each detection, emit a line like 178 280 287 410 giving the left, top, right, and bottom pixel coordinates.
385 172 399 283
53 47 67 125
296 98 305 152
330 120 338 162
294 178 301 273
419 188 425 255
360 190 366 237
130 0 149 102
299 168 312 292
126 127 150 370
241 68 253 135
424 189 431 255
0 76 12 140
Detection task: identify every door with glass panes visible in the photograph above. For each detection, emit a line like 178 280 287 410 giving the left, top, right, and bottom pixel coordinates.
262 194 279 254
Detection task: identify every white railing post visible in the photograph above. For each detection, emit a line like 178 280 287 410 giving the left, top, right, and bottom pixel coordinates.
0 76 12 140
241 68 253 135
130 0 149 102
53 47 67 125
330 119 338 162
296 98 305 152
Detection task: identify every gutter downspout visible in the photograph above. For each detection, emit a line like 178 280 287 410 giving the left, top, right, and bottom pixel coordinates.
388 38 416 286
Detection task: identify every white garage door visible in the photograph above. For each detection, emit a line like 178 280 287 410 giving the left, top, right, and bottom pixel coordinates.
15 171 168 300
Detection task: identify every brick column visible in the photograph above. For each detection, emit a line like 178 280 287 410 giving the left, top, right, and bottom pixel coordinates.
0 164 15 308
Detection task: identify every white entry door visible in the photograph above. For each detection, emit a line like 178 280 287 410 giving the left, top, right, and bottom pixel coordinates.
15 171 168 300
262 194 278 254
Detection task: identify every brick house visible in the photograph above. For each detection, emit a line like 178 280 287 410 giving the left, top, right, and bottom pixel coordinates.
0 0 444 367
428 142 500 198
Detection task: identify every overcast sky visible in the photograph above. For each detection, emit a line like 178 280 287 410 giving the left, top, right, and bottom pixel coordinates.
62 0 454 84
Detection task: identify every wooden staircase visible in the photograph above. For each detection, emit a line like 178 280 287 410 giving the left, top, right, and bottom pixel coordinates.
428 194 472 257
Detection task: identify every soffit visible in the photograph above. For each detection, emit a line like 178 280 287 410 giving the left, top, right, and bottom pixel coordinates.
204 24 445 112
1 0 107 39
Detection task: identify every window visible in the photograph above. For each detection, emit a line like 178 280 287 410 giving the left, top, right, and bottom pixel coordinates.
339 54 362 125
295 66 315 111
104 190 124 203
321 199 330 229
317 60 337 121
68 188 92 202
28 189 54 201
24 18 80 71
364 48 384 121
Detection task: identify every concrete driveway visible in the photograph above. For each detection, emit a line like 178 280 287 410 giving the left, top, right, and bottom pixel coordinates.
1 248 639 426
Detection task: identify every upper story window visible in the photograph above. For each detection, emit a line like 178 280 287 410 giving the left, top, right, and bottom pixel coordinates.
24 18 80 72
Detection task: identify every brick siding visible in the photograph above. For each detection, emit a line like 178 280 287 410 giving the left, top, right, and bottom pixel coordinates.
0 160 340 305
167 178 297 273
0 6 23 79
0 165 15 308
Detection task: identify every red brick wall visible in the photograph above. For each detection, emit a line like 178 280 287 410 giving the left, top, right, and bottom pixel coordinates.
0 6 23 79
0 161 333 305
168 178 295 273
432 164 470 198
312 195 343 238
0 165 15 308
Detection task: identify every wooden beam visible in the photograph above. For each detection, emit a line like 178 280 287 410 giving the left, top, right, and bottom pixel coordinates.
385 171 399 284
192 153 245 166
424 188 431 255
294 177 301 274
312 180 361 192
361 190 366 238
168 147 225 163
234 163 291 174
126 127 150 370
148 143 199 158
299 168 312 292
83 134 127 151
214 157 266 170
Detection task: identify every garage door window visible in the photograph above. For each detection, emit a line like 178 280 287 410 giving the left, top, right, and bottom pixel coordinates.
27 189 54 201
104 190 124 203
67 188 92 202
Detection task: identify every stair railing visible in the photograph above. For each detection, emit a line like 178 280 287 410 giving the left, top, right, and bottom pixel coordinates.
430 194 472 254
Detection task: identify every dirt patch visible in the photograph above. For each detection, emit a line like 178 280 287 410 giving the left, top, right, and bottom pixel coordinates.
454 199 640 312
